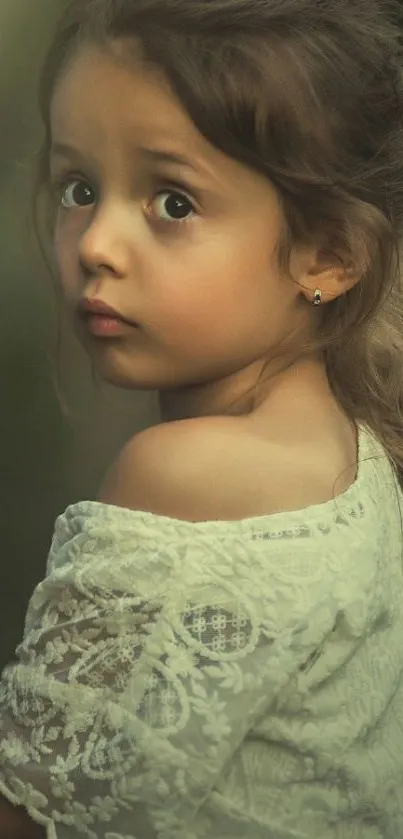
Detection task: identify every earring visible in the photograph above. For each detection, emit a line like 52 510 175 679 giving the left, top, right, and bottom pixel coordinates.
313 289 322 306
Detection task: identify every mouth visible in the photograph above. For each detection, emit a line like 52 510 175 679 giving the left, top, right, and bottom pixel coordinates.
78 298 139 337
82 313 138 337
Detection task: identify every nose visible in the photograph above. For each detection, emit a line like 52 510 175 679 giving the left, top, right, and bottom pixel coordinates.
78 202 131 279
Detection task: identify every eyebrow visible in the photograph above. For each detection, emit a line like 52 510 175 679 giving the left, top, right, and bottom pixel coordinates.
50 141 202 175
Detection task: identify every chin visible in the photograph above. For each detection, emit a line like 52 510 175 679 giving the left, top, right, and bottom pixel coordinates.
94 365 143 390
89 355 164 391
77 333 140 389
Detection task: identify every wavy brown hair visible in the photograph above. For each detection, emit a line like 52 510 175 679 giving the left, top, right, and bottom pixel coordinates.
33 0 403 483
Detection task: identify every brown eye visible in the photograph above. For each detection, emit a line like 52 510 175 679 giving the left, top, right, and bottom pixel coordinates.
153 190 196 223
60 179 95 209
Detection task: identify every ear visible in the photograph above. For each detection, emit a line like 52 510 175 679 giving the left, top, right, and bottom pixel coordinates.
298 246 361 305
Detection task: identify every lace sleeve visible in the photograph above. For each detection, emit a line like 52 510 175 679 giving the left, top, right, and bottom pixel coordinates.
0 503 337 839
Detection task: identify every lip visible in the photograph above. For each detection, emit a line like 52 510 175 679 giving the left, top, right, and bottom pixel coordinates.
79 298 138 324
78 298 139 337
84 314 134 337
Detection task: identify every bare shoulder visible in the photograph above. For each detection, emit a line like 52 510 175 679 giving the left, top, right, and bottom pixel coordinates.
98 415 358 522
98 417 238 521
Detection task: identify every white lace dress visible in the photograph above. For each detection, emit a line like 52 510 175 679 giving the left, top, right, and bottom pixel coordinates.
1 424 403 839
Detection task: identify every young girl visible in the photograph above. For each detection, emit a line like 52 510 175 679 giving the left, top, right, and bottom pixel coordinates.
1 0 403 836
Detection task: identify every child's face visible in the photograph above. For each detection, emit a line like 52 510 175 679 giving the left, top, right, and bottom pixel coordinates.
49 39 317 421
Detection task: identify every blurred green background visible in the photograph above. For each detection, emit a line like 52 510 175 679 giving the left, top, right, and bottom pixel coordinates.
0 1 159 669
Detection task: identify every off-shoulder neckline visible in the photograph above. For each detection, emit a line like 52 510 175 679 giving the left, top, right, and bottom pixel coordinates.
59 423 393 533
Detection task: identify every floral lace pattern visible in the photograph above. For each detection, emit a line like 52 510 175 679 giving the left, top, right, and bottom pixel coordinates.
1 425 403 838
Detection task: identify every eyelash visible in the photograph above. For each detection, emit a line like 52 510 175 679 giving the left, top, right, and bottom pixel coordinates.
49 172 198 226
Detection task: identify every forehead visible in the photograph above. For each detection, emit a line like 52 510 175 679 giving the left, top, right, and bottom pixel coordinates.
50 41 210 159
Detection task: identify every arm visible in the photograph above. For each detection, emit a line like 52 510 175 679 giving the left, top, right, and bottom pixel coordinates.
0 795 45 839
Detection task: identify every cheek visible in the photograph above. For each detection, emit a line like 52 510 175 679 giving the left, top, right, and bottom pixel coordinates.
54 218 79 298
151 243 270 347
